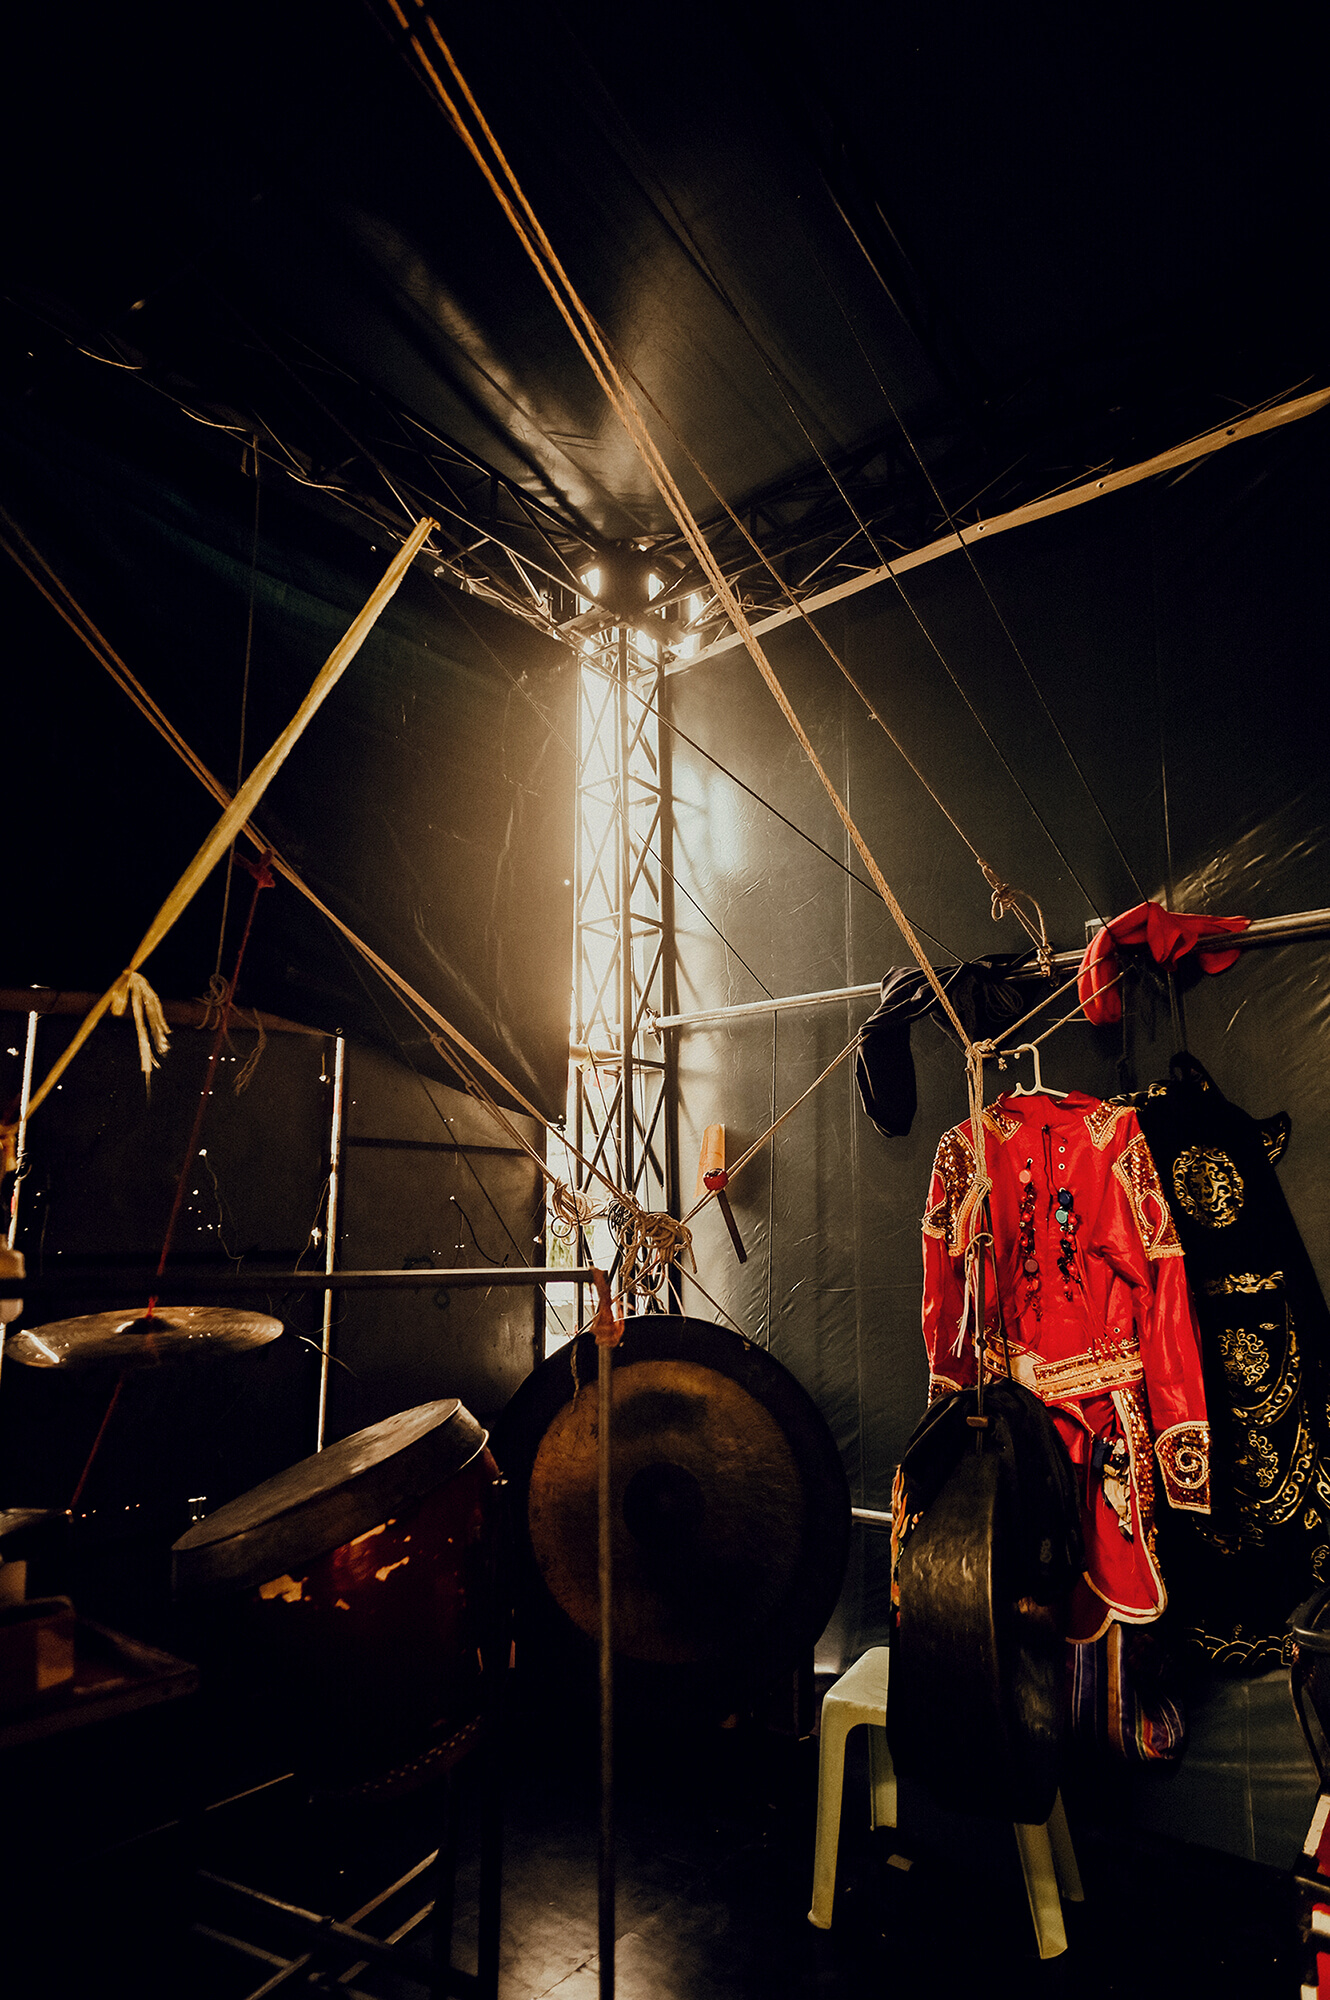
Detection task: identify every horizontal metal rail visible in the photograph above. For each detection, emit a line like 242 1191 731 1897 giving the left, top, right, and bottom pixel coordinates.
650 908 1330 1032
0 1266 592 1300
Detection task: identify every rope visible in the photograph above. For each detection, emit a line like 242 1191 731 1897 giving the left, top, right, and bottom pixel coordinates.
388 6 974 1060
606 1201 695 1302
0 509 746 1220
620 364 993 873
153 855 274 1290
591 651 964 967
797 218 1133 914
980 866 1053 976
549 1179 598 1241
20 518 435 1123
557 145 1094 933
215 433 262 979
65 852 275 1512
108 971 171 1082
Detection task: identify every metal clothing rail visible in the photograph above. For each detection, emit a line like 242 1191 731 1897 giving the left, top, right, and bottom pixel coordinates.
649 907 1330 1033
0 1267 593 1300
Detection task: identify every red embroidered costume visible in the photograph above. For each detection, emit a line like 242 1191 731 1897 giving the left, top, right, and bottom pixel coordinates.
922 1092 1211 1641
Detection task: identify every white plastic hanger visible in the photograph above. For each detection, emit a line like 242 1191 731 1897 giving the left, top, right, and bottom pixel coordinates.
1004 1041 1069 1099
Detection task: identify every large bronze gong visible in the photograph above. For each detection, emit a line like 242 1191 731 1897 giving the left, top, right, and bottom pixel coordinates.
493 1315 850 1708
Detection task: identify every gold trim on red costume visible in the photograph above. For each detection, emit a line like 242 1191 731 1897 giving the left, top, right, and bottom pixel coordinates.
1114 1130 1185 1260
1155 1421 1212 1512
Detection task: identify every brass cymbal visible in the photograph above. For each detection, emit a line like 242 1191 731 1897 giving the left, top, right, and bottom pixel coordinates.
5 1306 283 1369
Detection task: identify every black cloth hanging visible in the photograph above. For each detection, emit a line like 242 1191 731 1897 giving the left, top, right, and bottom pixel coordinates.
1125 1052 1330 1672
854 952 1043 1138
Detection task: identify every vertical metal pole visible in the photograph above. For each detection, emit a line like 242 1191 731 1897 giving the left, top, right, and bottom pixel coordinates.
1 1011 38 1391
617 629 634 1214
316 1034 346 1451
597 1333 615 2000
656 666 681 1311
574 653 588 1336
6 1011 38 1250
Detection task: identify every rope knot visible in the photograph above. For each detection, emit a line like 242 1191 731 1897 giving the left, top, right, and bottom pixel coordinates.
607 1199 695 1298
236 848 276 890
979 862 1053 976
198 972 230 1032
589 1268 624 1347
110 971 171 1080
549 1179 598 1241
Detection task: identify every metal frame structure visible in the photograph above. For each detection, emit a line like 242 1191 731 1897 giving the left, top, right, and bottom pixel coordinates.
569 628 678 1307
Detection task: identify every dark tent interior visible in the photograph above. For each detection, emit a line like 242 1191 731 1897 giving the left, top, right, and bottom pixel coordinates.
1 4 1326 1994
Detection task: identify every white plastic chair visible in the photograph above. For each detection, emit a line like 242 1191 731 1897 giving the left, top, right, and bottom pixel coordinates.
807 1645 1084 1958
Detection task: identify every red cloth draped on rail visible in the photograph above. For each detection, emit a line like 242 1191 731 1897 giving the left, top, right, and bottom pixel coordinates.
1077 900 1249 1026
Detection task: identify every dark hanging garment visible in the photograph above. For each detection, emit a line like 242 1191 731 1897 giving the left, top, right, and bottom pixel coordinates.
1128 1053 1330 1672
855 953 1042 1138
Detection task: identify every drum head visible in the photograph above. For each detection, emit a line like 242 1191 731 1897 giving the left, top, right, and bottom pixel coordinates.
492 1315 850 1708
172 1398 488 1598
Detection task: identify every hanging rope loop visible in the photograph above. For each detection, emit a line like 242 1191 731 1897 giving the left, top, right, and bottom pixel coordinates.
549 1179 599 1240
981 862 1053 977
607 1200 696 1301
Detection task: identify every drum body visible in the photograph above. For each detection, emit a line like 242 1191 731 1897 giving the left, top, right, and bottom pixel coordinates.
891 1447 1064 1824
173 1399 499 1789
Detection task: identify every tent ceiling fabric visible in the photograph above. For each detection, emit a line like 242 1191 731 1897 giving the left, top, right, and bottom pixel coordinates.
6 3 1321 637
3 1 1321 1115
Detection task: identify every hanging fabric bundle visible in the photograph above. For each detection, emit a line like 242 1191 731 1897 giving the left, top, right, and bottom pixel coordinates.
1077 900 1249 1026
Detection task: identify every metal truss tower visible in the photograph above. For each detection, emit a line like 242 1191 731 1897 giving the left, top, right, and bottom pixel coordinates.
570 627 677 1306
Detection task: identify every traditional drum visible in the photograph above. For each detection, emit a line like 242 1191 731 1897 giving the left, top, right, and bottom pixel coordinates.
172 1399 500 1791
889 1381 1080 1825
493 1314 850 1712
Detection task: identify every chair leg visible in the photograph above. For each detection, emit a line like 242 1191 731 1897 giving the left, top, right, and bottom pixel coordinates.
430 1771 461 2000
866 1724 898 1833
1013 1818 1068 1960
477 1732 503 2000
807 1705 854 1928
1046 1789 1084 1903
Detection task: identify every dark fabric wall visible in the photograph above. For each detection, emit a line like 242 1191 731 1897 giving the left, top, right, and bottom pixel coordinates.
0 1012 541 1528
666 413 1330 1665
2 362 576 1120
331 1041 546 1437
0 1010 330 1519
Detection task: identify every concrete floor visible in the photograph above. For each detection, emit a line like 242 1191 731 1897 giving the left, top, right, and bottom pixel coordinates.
15 1670 1299 2000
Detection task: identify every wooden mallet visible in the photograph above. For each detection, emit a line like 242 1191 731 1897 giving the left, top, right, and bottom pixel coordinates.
697 1124 747 1264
